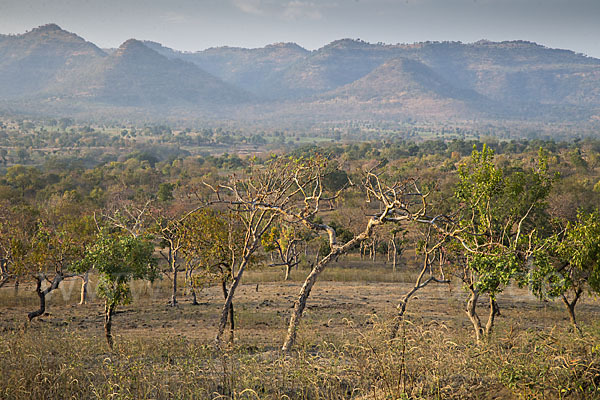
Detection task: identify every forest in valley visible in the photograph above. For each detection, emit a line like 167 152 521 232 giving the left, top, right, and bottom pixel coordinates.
1 117 600 399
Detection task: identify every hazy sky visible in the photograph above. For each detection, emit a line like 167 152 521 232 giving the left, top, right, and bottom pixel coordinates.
0 0 598 57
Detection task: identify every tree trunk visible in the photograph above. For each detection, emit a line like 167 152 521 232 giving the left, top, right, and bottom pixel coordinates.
186 268 199 305
372 240 376 263
190 287 199 305
167 248 178 307
562 288 583 334
389 254 450 339
387 240 391 262
282 264 323 352
282 250 339 352
219 280 235 344
216 253 245 347
0 259 9 288
228 302 234 343
284 264 291 281
390 296 410 340
466 287 483 342
484 296 500 336
169 265 178 307
282 216 383 352
105 301 115 349
79 272 89 305
391 238 398 272
28 274 63 321
28 279 46 321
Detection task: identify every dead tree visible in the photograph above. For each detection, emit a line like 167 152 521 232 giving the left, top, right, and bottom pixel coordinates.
102 200 153 239
28 272 73 321
150 207 191 307
78 272 89 304
0 258 11 288
390 225 450 339
200 158 306 347
203 157 447 351
278 167 436 352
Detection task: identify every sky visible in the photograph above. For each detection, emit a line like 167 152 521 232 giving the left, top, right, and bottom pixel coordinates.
0 0 599 57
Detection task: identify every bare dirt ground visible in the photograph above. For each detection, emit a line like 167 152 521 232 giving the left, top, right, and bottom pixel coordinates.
1 264 598 349
2 264 600 399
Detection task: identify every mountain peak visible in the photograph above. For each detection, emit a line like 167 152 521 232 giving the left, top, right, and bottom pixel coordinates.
114 39 160 59
323 38 372 50
31 23 64 33
24 23 97 47
264 42 307 52
119 38 146 50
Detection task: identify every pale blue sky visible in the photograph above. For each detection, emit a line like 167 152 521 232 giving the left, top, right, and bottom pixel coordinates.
0 0 598 57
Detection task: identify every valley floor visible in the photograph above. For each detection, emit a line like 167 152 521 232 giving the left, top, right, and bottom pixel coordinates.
1 265 599 399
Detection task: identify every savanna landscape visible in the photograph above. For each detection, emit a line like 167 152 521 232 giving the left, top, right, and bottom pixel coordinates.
1 5 600 398
1 117 599 398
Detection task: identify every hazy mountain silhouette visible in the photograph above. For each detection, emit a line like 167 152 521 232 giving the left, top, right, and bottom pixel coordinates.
1 25 600 123
145 40 309 99
314 57 499 119
56 38 251 107
0 24 105 98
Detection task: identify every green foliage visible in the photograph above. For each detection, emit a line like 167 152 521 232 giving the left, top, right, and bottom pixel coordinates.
261 226 281 253
181 209 245 284
156 183 175 202
559 211 600 291
470 253 520 297
454 144 553 298
529 210 600 303
77 231 157 308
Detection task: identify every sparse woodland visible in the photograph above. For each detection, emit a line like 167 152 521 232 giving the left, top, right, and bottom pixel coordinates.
1 121 600 399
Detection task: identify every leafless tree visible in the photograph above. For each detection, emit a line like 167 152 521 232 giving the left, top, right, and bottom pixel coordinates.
279 168 437 351
201 158 305 347
390 224 451 339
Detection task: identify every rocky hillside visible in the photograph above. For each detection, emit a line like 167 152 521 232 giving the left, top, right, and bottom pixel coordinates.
1 25 599 123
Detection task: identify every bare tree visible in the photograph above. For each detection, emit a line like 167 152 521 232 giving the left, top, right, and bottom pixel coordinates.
202 157 446 351
150 205 192 307
390 224 450 339
102 199 153 239
279 169 433 351
201 158 305 347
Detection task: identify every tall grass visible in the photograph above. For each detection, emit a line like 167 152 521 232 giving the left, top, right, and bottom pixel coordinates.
1 318 598 399
1 260 599 399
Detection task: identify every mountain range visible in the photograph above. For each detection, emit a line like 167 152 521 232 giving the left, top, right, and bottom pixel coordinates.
1 24 600 124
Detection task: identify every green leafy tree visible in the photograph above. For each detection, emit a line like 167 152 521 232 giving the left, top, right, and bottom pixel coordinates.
0 204 39 291
157 183 175 202
77 231 157 348
262 224 301 281
452 145 552 340
530 210 600 332
26 220 80 321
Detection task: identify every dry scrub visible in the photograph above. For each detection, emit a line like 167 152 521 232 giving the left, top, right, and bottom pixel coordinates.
1 271 599 399
0 317 599 399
